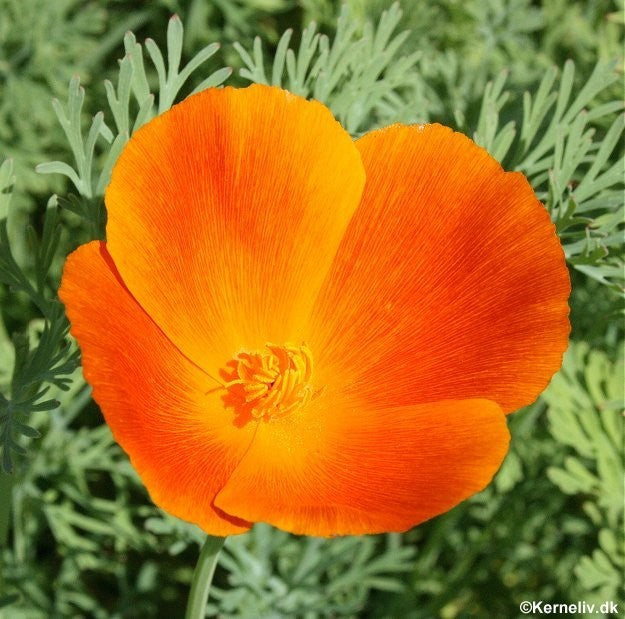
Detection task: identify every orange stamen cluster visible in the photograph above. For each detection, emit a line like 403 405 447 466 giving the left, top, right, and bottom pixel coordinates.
225 344 313 420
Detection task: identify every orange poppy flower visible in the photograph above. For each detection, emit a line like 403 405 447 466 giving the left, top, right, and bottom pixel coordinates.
59 85 570 537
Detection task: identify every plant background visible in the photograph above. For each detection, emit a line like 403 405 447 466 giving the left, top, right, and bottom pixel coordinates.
0 0 623 617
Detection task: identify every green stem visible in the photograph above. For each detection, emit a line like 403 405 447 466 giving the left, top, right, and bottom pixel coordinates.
0 471 14 548
184 535 225 619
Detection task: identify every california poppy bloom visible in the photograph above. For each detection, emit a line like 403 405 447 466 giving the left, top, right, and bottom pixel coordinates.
59 85 570 537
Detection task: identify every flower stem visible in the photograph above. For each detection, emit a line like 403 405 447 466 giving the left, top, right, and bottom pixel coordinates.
185 535 225 619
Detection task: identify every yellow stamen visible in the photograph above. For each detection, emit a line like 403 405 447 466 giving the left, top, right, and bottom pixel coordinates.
224 343 314 420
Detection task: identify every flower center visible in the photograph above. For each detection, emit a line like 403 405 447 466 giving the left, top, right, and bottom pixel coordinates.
224 343 313 420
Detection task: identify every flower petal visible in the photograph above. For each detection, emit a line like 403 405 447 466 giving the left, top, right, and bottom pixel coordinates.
59 241 255 535
309 124 570 414
105 85 365 375
215 394 509 536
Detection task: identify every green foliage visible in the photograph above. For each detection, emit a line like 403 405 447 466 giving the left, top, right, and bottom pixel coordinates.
569 272 624 349
472 62 624 292
0 0 623 617
0 159 14 222
336 0 624 122
210 526 415 616
0 163 77 473
1 374 195 617
543 342 624 605
0 0 149 203
1 0 268 208
168 0 293 63
234 2 421 134
36 15 230 238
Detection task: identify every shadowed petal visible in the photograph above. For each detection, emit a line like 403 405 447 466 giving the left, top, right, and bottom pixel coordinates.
59 241 255 535
215 394 509 536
